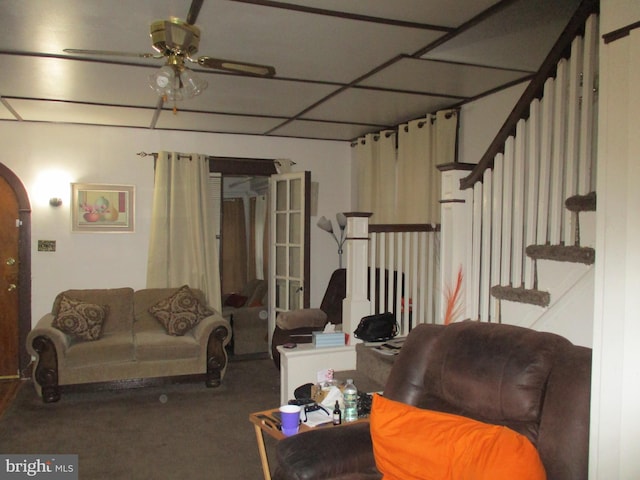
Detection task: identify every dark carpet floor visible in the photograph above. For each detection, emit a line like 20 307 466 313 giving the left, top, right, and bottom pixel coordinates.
0 357 281 479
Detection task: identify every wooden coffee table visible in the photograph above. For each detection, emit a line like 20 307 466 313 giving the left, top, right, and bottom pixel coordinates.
249 407 367 480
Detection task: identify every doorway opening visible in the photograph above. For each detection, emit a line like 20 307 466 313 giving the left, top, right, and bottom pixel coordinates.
221 175 269 296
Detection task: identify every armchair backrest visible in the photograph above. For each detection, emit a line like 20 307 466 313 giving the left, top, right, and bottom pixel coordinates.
383 321 591 480
240 279 268 308
319 268 346 325
317 268 405 326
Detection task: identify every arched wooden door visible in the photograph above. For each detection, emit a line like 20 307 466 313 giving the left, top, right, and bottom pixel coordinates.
0 163 31 378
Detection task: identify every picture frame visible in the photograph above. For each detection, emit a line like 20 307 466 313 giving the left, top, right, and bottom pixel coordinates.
71 183 135 232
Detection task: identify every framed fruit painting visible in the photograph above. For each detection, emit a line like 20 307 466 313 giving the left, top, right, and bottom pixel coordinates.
71 183 134 232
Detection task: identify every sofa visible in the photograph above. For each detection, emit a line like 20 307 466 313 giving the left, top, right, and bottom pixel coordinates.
27 286 231 403
274 321 592 480
222 279 269 355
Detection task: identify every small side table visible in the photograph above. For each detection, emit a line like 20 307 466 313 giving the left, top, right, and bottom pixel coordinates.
277 344 357 404
249 408 311 480
249 407 367 480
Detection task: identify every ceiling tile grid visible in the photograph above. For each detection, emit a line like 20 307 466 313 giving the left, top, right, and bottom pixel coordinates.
155 109 284 134
0 0 583 141
9 99 157 127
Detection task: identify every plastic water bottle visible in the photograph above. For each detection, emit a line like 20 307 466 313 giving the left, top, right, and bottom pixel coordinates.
343 379 358 422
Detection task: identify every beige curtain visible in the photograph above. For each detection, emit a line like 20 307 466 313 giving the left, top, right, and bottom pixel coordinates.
355 134 375 214
397 117 435 223
354 131 397 223
146 152 221 311
396 109 458 224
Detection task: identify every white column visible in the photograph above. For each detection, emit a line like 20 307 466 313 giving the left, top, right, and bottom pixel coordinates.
438 165 474 322
591 6 640 477
342 212 372 343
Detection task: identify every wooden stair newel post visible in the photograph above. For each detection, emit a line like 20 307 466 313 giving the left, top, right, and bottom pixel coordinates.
342 212 372 343
438 164 474 322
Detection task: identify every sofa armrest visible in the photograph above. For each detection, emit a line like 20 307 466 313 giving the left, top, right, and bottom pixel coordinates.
26 314 72 403
191 313 232 387
27 313 72 356
273 422 380 480
191 312 231 346
276 308 327 330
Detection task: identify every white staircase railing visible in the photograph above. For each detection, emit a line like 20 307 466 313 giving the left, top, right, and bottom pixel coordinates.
343 7 599 336
367 225 440 335
450 13 599 323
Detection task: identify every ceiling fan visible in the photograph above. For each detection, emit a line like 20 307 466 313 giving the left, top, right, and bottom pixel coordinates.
63 0 276 101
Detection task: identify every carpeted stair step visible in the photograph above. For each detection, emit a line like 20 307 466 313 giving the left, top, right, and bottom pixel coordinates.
334 342 397 393
526 244 595 265
491 285 550 307
355 342 396 387
565 191 596 212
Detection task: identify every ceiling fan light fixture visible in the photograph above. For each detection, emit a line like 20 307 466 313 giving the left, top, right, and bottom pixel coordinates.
180 68 208 97
148 65 176 93
148 64 207 101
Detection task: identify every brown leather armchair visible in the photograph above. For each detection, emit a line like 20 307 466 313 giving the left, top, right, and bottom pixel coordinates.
273 321 592 480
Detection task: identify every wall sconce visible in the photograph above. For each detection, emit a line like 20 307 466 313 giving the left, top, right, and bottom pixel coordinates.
317 213 347 268
49 198 63 207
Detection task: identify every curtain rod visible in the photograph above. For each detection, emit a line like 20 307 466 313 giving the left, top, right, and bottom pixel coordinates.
350 108 460 147
136 152 290 164
137 152 193 159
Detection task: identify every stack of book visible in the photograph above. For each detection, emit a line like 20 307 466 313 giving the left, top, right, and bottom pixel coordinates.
312 331 346 348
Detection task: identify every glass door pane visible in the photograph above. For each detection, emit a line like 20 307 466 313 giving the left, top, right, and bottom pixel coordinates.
269 171 310 348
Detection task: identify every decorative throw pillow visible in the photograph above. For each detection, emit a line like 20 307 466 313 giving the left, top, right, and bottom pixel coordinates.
370 394 546 480
52 295 108 342
149 285 214 336
224 293 248 308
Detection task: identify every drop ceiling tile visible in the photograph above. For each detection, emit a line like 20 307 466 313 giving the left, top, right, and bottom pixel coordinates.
269 119 379 141
0 102 17 120
192 75 340 116
422 0 582 71
361 57 531 98
274 0 499 28
192 1 445 83
9 99 155 127
0 55 160 107
0 0 178 59
302 88 455 126
154 110 283 135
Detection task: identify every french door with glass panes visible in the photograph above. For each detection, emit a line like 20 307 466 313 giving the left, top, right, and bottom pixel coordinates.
268 171 310 347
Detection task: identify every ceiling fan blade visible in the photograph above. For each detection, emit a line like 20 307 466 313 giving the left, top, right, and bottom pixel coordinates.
197 56 276 77
186 0 204 25
64 48 160 59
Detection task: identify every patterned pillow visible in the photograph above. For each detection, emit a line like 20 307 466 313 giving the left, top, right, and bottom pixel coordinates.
149 285 214 336
52 295 108 341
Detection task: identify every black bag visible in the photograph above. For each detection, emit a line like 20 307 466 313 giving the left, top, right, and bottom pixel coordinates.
354 312 398 342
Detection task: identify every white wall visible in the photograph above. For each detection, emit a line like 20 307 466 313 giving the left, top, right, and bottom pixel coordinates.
590 0 640 477
0 121 351 324
457 82 527 165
